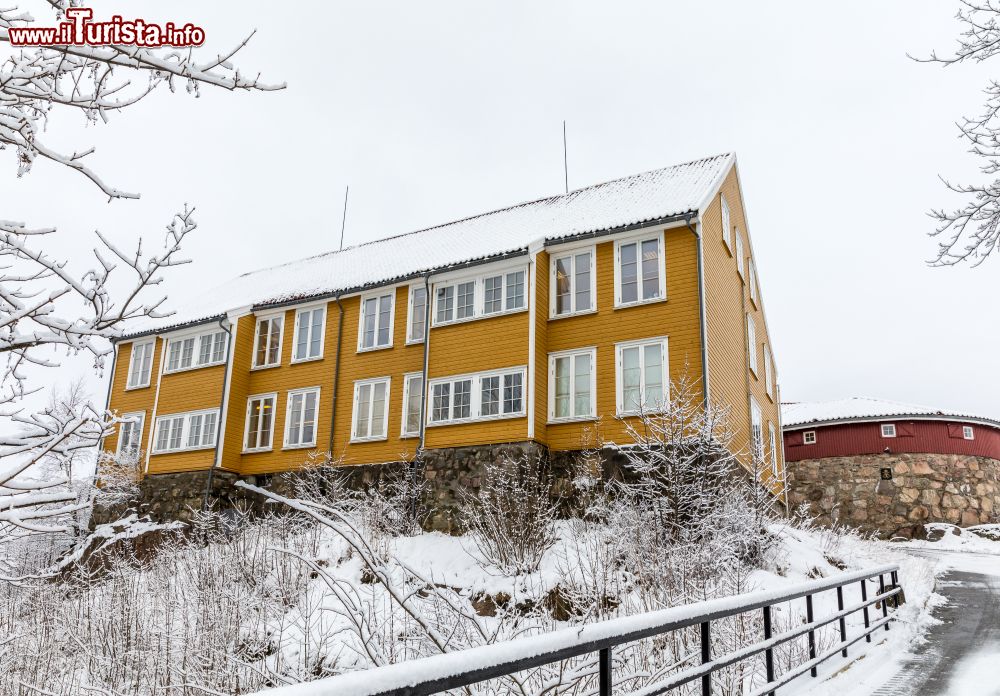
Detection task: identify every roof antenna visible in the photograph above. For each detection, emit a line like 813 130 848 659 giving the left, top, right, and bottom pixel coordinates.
338 185 350 251
562 120 569 194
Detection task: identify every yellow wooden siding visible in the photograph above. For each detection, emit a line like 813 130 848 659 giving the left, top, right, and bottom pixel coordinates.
544 231 704 451
703 167 784 491
103 339 161 456
221 315 255 472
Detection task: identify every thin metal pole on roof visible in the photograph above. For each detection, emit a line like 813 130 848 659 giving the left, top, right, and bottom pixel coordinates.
339 185 350 251
563 120 569 194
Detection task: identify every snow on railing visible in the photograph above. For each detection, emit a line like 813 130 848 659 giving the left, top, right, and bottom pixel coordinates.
255 564 903 696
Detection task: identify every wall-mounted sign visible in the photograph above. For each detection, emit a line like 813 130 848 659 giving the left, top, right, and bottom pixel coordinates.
880 467 893 481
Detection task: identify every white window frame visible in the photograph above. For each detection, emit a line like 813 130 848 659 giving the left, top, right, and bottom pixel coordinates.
252 314 284 369
549 246 597 318
401 372 424 438
749 259 759 306
750 397 764 462
769 422 778 477
358 291 396 352
117 411 145 456
406 284 428 344
614 336 670 416
432 264 529 327
152 408 219 454
764 344 774 398
163 328 228 375
283 386 321 449
243 393 278 452
291 305 326 363
803 430 817 445
548 348 597 423
963 425 975 440
881 423 897 438
426 366 527 426
721 194 732 251
747 314 758 376
735 228 745 279
613 232 667 308
126 341 155 389
351 377 391 442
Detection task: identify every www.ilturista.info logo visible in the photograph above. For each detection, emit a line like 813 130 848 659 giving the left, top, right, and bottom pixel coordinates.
7 7 205 47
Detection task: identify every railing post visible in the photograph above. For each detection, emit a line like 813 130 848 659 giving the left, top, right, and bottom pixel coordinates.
891 570 900 609
879 574 890 631
599 647 612 696
701 620 712 696
762 605 775 696
806 593 817 677
836 586 847 657
861 579 871 643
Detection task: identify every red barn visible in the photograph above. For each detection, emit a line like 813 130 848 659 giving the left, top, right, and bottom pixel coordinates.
782 397 1000 538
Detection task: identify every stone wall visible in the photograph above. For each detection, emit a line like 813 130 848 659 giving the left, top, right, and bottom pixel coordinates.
786 452 1000 539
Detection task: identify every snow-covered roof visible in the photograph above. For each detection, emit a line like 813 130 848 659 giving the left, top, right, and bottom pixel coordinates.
125 153 735 338
782 397 1000 430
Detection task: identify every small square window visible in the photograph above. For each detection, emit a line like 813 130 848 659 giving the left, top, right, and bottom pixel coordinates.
881 424 897 438
803 431 816 445
963 426 975 440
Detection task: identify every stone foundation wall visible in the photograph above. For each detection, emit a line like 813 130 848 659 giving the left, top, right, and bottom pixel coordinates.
786 452 1000 539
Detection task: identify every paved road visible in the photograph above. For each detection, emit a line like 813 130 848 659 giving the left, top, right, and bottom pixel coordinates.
871 550 1000 696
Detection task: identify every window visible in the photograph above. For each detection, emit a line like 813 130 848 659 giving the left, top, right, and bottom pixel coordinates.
408 285 427 343
401 373 423 437
616 338 668 414
747 314 758 376
244 394 276 451
352 378 389 441
253 316 283 368
457 281 475 319
153 409 218 454
803 430 817 445
434 266 528 325
749 260 759 306
293 307 325 362
764 344 774 397
428 368 526 424
166 330 227 373
549 349 596 421
881 423 897 438
721 194 732 250
117 412 145 456
285 387 319 448
963 425 975 440
483 271 526 315
750 398 764 461
359 293 394 350
615 235 665 306
505 271 526 310
126 341 154 389
551 249 594 317
735 228 745 278
769 422 778 477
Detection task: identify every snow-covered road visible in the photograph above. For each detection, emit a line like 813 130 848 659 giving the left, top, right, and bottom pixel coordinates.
869 549 1000 696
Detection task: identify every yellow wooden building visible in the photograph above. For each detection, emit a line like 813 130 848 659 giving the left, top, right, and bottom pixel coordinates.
105 153 783 502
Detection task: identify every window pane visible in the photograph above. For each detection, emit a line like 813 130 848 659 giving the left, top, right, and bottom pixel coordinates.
457 282 475 319
484 276 503 314
574 353 591 417
481 375 500 416
288 393 303 445
255 323 268 366
156 422 170 451
363 298 377 348
406 376 423 434
622 346 641 411
356 384 371 438
453 380 471 419
574 253 591 311
506 271 525 309
296 311 310 360
212 332 226 363
503 373 522 414
310 310 323 357
188 414 203 447
181 338 194 368
168 342 181 371
432 383 450 422
377 295 392 346
410 287 427 341
643 343 663 410
303 392 316 444
371 383 386 437
641 239 660 300
267 319 281 364
436 286 454 323
554 357 570 418
620 243 638 304
169 418 183 449
259 399 273 448
199 336 212 365
555 257 571 315
203 413 217 447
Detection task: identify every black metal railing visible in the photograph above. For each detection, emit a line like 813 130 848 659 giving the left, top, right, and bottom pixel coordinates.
259 565 902 696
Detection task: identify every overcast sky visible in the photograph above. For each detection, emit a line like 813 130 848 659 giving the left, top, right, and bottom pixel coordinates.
5 0 999 419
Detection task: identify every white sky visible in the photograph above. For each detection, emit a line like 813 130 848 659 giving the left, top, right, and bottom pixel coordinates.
4 0 999 419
